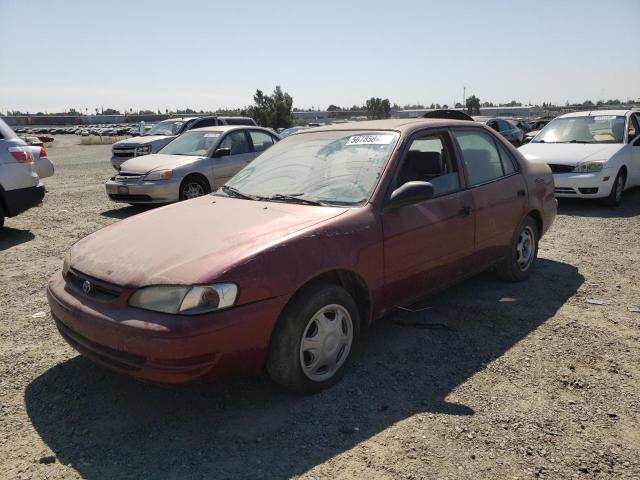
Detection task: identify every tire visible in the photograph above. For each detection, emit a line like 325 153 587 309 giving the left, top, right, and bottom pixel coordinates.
266 281 360 394
602 169 626 207
0 202 4 231
495 215 538 282
179 175 210 201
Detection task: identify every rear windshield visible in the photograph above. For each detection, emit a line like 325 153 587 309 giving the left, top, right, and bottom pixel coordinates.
223 118 256 126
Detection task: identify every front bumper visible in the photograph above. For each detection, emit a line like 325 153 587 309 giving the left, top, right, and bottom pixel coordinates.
2 183 45 217
552 171 614 198
47 271 287 384
105 177 181 203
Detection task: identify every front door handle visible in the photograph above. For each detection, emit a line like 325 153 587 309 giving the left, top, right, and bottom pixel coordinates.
517 189 526 197
458 206 472 217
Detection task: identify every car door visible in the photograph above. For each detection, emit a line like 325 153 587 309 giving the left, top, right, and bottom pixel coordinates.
381 129 475 308
211 130 253 189
452 128 527 271
626 113 640 186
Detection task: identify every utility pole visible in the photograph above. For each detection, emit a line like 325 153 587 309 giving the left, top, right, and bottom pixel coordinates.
463 86 466 107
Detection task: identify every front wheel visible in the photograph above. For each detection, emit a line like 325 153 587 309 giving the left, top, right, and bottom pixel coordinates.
603 169 625 207
179 175 210 201
495 215 538 282
267 282 359 394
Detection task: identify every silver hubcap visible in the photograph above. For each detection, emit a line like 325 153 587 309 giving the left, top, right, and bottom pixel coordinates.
182 182 205 199
299 304 353 382
516 226 535 271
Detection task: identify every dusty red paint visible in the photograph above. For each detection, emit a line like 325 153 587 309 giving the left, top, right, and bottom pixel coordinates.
47 119 557 384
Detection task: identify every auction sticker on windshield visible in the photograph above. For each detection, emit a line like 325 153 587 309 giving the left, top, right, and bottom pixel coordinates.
346 134 394 145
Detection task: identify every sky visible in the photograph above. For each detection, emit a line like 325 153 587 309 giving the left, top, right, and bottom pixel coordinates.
1 0 638 113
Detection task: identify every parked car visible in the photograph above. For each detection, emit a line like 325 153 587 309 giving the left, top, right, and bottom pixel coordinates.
0 119 45 230
110 116 257 171
106 126 279 204
474 117 524 146
522 129 539 144
27 146 55 179
48 118 556 393
519 110 640 205
279 126 309 138
531 116 555 130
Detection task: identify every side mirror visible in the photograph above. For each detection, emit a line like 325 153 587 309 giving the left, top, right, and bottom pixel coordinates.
388 181 434 210
213 147 232 158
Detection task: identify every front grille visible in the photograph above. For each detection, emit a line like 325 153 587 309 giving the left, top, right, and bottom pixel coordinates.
108 194 153 202
115 172 144 183
112 146 136 158
555 187 577 194
54 314 146 371
67 268 122 301
548 164 574 173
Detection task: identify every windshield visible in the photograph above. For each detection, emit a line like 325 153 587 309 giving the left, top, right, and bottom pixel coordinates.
222 130 400 206
145 120 185 136
158 131 220 156
533 115 625 143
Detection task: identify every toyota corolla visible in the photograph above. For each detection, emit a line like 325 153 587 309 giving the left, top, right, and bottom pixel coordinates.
47 119 556 393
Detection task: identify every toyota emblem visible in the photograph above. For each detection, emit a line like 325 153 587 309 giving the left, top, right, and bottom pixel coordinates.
82 280 93 294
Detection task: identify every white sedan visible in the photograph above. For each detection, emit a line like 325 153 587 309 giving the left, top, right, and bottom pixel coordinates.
519 110 640 206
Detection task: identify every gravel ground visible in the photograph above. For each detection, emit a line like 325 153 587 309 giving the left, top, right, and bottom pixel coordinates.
1 135 639 480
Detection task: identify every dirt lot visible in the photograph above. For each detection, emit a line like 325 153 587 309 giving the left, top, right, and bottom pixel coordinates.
1 135 639 479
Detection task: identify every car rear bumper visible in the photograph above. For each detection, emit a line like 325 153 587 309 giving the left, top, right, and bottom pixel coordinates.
47 271 287 384
2 183 45 216
105 178 181 203
552 171 613 198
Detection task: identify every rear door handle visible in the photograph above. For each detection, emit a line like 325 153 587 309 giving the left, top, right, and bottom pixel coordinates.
458 206 472 217
517 189 526 197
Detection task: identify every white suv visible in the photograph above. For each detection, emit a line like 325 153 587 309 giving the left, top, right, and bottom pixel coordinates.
0 119 45 230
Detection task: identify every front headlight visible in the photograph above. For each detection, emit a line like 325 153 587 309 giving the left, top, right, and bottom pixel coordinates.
135 145 152 156
128 283 238 315
573 160 606 173
144 169 173 181
62 251 71 277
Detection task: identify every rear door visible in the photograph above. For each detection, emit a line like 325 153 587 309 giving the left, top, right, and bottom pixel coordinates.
626 113 640 186
381 128 475 307
452 128 527 270
211 129 253 188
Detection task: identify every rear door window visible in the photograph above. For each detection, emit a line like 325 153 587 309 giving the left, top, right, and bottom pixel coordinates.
248 130 275 152
453 129 515 186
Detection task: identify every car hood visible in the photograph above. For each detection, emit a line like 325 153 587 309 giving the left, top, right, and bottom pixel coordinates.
119 154 203 173
518 143 624 166
70 196 348 286
113 135 174 146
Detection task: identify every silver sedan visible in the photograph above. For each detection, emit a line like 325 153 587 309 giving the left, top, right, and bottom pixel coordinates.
105 126 280 203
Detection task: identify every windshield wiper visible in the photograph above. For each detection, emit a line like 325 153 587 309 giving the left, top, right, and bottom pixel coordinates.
220 185 258 200
259 193 326 206
559 140 594 144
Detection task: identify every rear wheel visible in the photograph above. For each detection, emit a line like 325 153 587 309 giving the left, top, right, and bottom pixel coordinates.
179 175 210 201
495 215 538 282
267 282 359 394
603 169 625 207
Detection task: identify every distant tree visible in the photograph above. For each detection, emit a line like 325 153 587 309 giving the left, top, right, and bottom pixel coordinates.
454 102 463 108
582 100 594 106
500 100 522 107
465 95 481 115
248 85 294 129
481 101 494 108
102 108 120 115
365 97 391 119
139 109 155 115
327 104 342 111
442 104 449 109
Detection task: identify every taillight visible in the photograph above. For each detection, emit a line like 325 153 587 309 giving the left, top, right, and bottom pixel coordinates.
8 147 34 163
40 147 48 158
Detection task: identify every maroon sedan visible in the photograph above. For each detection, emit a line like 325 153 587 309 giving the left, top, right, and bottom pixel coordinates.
47 119 556 393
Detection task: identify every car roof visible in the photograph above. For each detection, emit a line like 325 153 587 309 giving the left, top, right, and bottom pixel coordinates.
559 109 631 118
188 125 273 133
302 118 478 135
